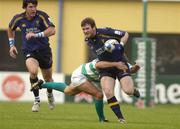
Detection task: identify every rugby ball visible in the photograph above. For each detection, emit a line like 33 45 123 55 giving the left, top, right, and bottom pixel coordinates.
104 39 118 52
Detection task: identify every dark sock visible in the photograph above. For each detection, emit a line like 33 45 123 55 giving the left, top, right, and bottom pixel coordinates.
30 77 40 102
41 82 67 92
107 96 124 119
133 88 140 98
94 99 106 121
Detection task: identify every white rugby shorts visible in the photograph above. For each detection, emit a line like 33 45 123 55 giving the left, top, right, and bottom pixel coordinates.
71 65 87 87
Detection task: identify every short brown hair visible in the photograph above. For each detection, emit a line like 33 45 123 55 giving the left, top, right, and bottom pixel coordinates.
81 17 96 28
22 0 38 9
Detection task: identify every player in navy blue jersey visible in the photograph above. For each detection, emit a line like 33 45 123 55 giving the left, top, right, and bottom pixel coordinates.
7 0 55 112
81 17 140 123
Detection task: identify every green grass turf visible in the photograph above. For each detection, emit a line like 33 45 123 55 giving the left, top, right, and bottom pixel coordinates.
0 101 179 129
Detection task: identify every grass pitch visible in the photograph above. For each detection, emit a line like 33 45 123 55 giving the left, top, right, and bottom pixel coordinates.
0 101 179 129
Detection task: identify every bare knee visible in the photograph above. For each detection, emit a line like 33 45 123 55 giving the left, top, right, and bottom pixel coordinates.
44 78 53 82
64 90 76 96
123 88 134 96
43 75 53 82
103 89 114 99
95 91 103 100
29 69 38 78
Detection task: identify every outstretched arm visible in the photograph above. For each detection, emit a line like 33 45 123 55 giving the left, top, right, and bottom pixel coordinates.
95 61 128 72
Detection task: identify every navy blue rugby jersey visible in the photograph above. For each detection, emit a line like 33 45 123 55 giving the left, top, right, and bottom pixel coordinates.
9 10 55 51
85 27 126 62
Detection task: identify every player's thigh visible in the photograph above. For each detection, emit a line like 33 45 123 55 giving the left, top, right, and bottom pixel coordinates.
26 57 39 74
64 83 81 95
120 76 134 94
41 67 53 82
101 76 115 98
78 81 102 97
79 81 102 93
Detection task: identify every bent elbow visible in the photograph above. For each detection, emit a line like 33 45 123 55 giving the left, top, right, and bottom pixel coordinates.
124 32 129 39
52 28 56 35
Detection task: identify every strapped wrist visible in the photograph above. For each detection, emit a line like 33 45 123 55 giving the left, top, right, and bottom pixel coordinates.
9 38 15 47
35 32 44 38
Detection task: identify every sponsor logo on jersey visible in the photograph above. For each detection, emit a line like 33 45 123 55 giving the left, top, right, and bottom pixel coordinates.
21 23 26 28
36 20 40 26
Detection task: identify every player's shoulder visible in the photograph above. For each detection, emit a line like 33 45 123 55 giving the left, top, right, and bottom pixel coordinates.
37 10 49 17
12 12 24 20
97 27 112 31
97 27 113 34
84 59 96 68
86 58 99 66
91 58 99 63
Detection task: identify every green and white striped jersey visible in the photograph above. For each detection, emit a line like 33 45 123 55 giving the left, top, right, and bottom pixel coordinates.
81 59 100 82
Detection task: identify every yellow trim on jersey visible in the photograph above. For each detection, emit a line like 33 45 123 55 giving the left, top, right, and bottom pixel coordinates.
10 16 23 30
108 101 119 107
39 15 49 28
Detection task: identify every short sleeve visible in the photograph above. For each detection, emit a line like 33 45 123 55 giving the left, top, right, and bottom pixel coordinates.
9 14 22 30
105 27 126 38
38 11 55 28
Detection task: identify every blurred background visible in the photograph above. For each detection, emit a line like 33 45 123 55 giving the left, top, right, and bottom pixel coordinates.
0 0 180 105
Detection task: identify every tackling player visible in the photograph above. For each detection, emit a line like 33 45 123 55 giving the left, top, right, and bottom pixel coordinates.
31 59 139 122
7 0 55 112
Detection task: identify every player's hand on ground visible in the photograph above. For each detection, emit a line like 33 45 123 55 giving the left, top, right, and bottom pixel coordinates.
26 32 36 40
9 46 18 59
115 61 128 72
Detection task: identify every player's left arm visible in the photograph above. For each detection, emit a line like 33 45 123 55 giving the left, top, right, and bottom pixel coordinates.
120 32 129 45
39 11 56 37
113 29 129 46
43 26 55 37
105 27 129 46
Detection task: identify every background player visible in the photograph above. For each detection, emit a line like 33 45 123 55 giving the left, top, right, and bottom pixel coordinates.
7 0 55 112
